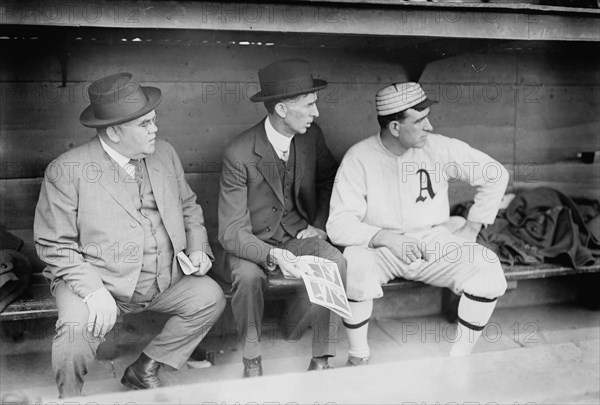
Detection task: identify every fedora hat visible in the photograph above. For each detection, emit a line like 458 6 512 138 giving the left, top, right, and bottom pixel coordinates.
79 72 162 128
250 58 327 102
376 82 437 116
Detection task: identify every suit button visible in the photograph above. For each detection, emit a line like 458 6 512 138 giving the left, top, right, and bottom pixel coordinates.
127 277 133 282
130 223 137 228
272 207 277 211
266 227 271 232
283 211 287 215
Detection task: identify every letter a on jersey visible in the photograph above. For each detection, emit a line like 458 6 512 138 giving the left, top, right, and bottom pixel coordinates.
416 169 436 203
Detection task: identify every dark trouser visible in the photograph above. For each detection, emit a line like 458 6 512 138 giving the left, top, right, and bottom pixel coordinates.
228 237 347 360
51 275 226 398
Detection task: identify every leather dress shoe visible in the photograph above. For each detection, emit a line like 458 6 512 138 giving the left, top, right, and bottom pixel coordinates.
121 353 162 390
346 356 369 367
243 356 263 378
307 356 334 371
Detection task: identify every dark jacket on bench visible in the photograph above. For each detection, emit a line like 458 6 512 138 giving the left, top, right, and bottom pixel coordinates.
479 187 600 269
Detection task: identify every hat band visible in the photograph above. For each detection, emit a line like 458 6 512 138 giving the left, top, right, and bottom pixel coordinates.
91 86 149 121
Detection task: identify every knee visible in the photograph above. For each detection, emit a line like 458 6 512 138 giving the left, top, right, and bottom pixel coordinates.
462 258 507 299
329 249 347 276
231 260 266 292
53 319 99 355
194 277 227 309
481 248 508 296
494 272 508 297
176 278 227 324
54 304 91 342
213 287 227 316
203 286 226 324
343 246 371 272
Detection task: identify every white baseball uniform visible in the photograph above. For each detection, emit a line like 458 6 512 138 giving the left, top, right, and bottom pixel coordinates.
327 132 509 301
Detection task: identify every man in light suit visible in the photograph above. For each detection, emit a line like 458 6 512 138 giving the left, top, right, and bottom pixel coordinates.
34 73 225 398
218 59 347 377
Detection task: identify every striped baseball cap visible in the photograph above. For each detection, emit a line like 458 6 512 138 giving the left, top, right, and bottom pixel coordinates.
375 82 437 116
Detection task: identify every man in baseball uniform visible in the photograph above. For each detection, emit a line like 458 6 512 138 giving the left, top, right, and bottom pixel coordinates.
327 82 509 365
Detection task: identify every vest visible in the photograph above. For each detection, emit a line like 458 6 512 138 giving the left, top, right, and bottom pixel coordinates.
123 159 174 296
271 140 308 244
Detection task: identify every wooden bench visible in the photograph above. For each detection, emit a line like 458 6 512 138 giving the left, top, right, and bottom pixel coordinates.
0 268 415 322
2 262 598 322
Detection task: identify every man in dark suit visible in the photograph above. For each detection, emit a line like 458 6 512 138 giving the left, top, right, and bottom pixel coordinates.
218 59 347 377
34 73 225 397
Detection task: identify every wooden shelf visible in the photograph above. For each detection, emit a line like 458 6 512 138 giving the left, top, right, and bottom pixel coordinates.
295 1 600 15
1 1 598 41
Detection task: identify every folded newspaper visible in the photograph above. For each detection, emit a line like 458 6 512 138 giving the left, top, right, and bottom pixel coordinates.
295 255 352 319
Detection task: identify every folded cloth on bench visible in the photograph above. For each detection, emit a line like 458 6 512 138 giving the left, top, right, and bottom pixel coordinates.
475 188 600 269
0 250 32 313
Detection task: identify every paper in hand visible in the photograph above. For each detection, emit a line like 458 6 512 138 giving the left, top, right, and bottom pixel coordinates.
297 256 352 319
177 252 198 275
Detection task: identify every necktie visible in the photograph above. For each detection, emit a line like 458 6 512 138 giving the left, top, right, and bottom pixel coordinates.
130 159 143 191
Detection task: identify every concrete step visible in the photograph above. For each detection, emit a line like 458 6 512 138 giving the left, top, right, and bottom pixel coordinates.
2 302 598 402
15 338 597 405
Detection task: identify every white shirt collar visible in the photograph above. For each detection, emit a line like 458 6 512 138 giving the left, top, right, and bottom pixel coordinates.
98 136 133 170
264 116 294 160
376 131 412 158
376 131 395 157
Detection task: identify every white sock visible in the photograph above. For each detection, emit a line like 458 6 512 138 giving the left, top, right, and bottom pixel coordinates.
449 293 498 357
344 300 373 359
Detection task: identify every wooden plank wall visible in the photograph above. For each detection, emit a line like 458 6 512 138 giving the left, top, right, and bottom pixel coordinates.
421 49 600 202
1 33 599 273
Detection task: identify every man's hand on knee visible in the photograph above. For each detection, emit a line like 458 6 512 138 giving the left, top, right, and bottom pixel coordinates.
296 224 327 240
371 230 429 265
85 287 118 338
268 248 307 279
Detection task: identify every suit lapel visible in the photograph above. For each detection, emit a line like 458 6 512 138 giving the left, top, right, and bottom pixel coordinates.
88 137 141 222
144 153 166 216
254 120 284 205
293 132 307 197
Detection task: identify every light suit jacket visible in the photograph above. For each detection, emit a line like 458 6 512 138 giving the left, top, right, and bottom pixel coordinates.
34 136 212 303
218 118 338 270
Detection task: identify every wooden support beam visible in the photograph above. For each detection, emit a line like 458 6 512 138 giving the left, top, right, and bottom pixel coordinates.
1 1 598 41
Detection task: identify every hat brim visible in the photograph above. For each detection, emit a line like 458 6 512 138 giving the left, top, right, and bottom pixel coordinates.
79 87 162 128
411 98 437 111
249 79 328 102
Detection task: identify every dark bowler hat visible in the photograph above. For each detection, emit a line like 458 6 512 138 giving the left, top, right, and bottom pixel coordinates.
250 58 327 102
79 72 162 128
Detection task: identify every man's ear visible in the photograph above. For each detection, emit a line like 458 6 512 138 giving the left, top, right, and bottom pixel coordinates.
106 126 121 143
388 120 400 136
274 102 286 119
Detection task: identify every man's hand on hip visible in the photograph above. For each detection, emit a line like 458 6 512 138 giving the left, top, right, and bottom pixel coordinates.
371 229 430 265
268 248 306 279
188 250 213 276
85 287 118 339
296 224 327 240
452 220 483 242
